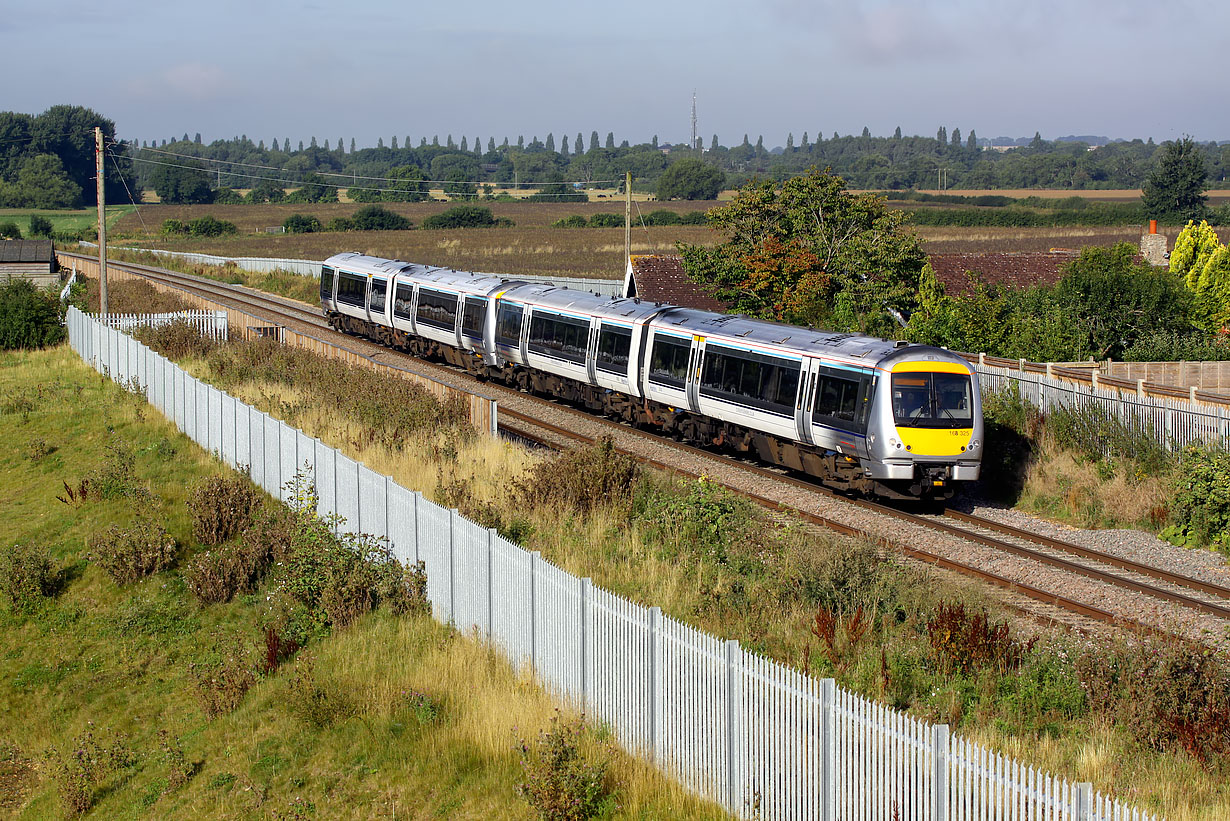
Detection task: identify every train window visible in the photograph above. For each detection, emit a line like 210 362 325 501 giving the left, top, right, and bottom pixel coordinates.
595 324 632 374
393 283 414 321
336 272 367 308
496 302 523 348
369 277 387 314
528 311 589 364
320 265 334 301
462 296 486 340
699 343 800 416
648 334 692 389
813 370 869 432
417 288 458 331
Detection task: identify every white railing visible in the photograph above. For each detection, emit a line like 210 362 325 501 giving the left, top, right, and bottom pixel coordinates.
65 305 1156 821
975 361 1228 451
92 310 228 341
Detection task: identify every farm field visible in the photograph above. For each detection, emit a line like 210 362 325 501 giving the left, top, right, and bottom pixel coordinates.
0 205 135 236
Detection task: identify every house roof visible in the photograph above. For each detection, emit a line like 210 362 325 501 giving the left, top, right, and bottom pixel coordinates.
0 240 54 264
625 254 729 312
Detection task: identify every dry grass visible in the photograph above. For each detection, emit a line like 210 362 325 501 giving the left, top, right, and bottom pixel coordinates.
1015 438 1171 530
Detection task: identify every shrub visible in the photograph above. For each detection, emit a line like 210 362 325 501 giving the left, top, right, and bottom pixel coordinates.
283 213 321 234
92 515 177 584
516 712 615 821
160 219 189 235
634 475 753 565
514 437 640 514
642 209 681 226
188 636 256 719
351 204 411 231
551 214 589 228
420 204 499 229
158 729 194 792
1046 401 1172 477
1163 443 1230 549
211 187 243 205
587 213 622 228
0 541 56 612
88 435 138 500
0 220 21 239
28 214 52 237
1122 331 1230 362
187 475 261 545
0 278 65 350
324 216 353 232
130 319 220 360
187 215 238 237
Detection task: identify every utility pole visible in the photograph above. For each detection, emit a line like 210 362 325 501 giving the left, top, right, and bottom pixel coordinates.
96 127 108 318
624 171 632 272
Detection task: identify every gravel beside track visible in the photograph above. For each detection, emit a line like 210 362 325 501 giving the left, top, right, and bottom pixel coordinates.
92 254 1230 646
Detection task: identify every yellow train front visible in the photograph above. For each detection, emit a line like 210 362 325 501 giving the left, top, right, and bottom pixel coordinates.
862 352 982 500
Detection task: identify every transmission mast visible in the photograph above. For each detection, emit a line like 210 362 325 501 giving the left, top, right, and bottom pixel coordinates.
690 91 697 150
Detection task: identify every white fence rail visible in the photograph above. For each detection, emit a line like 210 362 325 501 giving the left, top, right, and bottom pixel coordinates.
92 310 228 340
975 362 1227 451
65 305 1155 821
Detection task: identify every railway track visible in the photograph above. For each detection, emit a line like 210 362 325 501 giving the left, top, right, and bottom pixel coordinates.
77 252 1230 641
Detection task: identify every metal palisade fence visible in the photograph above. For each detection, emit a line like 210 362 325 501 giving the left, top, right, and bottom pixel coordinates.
65 306 1156 821
92 310 229 340
974 360 1228 452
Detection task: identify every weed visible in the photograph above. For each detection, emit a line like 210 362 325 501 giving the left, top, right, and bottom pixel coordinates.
398 689 441 726
43 724 136 816
1047 401 1173 477
158 729 195 792
286 651 355 729
260 626 301 674
1 394 35 421
187 474 261 545
25 437 53 460
189 636 257 719
515 437 639 515
56 478 92 506
131 319 221 360
926 601 1034 677
207 771 236 791
1163 443 1230 551
0 542 56 613
183 546 256 604
92 515 177 584
89 434 139 499
634 474 753 565
516 712 615 821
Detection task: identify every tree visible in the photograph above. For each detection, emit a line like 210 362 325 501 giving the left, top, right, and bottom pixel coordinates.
561 135 570 157
287 172 336 203
245 178 286 203
0 278 65 350
545 133 555 152
678 167 927 334
894 126 902 140
937 126 947 144
951 128 961 145
150 159 212 204
0 154 82 208
967 130 978 151
605 132 614 149
589 131 599 152
861 126 870 139
28 214 52 238
656 158 725 201
352 204 412 230
1142 137 1208 224
283 213 321 234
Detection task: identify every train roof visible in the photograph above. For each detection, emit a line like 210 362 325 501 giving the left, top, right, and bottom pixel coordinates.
500 282 667 321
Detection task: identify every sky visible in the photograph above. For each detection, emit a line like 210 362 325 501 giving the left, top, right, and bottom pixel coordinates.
4 0 1226 149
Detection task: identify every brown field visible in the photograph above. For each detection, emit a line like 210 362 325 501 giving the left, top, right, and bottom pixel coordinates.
107 199 1226 281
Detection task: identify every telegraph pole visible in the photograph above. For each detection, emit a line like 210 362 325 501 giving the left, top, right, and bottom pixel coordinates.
95 127 108 317
624 171 632 271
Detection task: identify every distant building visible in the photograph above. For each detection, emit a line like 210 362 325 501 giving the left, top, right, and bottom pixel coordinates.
0 240 58 288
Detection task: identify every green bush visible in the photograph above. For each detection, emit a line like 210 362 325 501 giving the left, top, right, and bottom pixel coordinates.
283 213 321 234
1122 331 1230 362
160 218 189 236
211 187 243 204
92 515 177 584
587 213 622 228
516 713 614 821
324 216 353 232
0 220 22 239
0 278 65 350
420 205 500 229
28 214 53 237
351 204 411 231
642 209 681 226
1163 444 1230 549
551 215 588 228
0 541 56 612
187 215 238 237
187 475 260 545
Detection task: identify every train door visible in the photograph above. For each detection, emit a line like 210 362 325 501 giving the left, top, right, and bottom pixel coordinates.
685 336 704 412
795 357 820 445
585 318 600 384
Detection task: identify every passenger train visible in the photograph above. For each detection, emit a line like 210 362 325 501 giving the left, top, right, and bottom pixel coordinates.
320 252 982 500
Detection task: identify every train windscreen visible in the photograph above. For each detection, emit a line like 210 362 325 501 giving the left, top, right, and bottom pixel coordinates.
891 372 972 428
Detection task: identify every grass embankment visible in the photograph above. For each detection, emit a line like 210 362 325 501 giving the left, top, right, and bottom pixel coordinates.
0 345 721 819
129 324 1230 820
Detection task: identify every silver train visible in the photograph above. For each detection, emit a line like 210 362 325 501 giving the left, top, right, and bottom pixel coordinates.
320 252 983 499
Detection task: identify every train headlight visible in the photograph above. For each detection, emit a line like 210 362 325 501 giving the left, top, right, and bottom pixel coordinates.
889 437 901 450
968 438 981 451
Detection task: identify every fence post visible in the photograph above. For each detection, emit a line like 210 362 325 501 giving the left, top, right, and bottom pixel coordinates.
931 724 949 821
448 508 458 625
820 678 835 821
725 640 743 816
1018 358 1026 373
1137 378 1146 398
1191 385 1198 405
530 550 547 676
649 606 663 763
580 577 592 712
1075 782 1093 820
1045 362 1053 378
487 528 497 641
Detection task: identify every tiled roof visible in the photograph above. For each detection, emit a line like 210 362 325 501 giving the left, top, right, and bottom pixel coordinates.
627 255 729 311
0 240 54 264
927 251 1078 295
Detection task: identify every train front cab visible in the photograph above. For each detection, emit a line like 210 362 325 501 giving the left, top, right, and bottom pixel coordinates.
869 359 982 499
